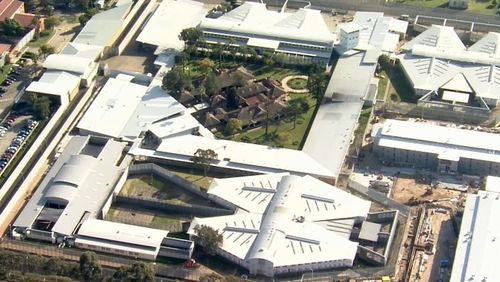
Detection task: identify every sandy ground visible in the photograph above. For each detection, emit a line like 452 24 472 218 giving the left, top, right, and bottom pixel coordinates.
391 176 462 207
409 209 456 282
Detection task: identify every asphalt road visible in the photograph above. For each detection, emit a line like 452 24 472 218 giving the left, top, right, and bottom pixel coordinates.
265 0 500 25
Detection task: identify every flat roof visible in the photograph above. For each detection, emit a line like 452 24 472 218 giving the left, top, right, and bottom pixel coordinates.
13 136 127 236
77 219 168 249
374 119 500 164
77 78 201 141
189 174 371 267
303 52 374 178
451 191 500 282
73 0 132 47
442 90 469 104
129 134 333 178
26 71 80 97
136 0 207 51
485 176 500 193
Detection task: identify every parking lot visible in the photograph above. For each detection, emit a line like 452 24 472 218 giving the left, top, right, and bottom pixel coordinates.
0 114 38 174
0 64 39 114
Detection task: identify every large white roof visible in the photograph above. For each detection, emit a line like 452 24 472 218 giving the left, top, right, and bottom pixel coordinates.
77 219 168 249
399 28 500 101
77 78 201 141
77 77 149 138
26 71 80 97
199 2 335 47
73 0 132 47
60 42 102 61
374 119 500 164
43 54 94 75
451 191 500 282
130 134 333 178
189 174 370 267
13 136 127 236
136 0 207 51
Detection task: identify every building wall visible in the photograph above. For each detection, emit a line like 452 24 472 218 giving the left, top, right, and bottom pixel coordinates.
75 240 157 260
339 29 360 51
374 139 500 176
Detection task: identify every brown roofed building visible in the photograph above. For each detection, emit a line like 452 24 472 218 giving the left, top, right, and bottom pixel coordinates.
0 0 37 28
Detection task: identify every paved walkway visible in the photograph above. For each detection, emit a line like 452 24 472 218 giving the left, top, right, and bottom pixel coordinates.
281 75 309 94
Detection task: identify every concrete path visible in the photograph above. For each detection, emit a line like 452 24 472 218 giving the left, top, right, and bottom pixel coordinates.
281 75 309 93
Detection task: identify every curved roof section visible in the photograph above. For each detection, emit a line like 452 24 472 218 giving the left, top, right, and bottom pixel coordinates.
44 183 77 204
199 2 335 46
43 54 93 74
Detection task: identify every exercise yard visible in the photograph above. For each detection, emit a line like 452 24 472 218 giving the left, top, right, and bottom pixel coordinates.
120 175 210 206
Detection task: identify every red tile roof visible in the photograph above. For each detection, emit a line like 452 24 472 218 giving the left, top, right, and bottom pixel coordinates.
0 43 11 54
13 12 34 28
0 0 22 21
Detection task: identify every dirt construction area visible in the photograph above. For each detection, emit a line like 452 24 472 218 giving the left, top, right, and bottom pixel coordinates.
391 176 463 208
409 208 456 282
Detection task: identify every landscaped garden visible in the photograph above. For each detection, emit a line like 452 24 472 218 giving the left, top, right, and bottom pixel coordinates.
392 0 499 15
164 28 330 150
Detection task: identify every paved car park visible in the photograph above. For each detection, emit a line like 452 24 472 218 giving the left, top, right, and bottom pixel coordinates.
0 114 38 174
0 64 39 114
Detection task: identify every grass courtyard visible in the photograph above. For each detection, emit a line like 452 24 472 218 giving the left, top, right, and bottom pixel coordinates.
393 0 498 15
121 175 209 205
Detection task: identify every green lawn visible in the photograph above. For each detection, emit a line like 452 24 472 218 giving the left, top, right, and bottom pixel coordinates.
352 107 372 151
123 176 208 205
27 29 55 48
152 215 183 226
165 167 213 190
394 0 497 15
232 94 316 150
0 63 12 84
245 63 307 80
377 71 388 101
287 77 308 90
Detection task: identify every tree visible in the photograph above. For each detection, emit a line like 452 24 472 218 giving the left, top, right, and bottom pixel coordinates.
273 53 288 67
262 51 274 65
307 71 327 105
198 58 215 74
3 19 24 36
179 27 203 46
111 262 154 282
44 15 60 30
193 225 223 255
79 251 101 282
162 66 193 98
286 99 302 129
79 8 97 26
190 148 218 177
29 93 51 120
224 118 242 135
39 44 55 59
233 73 247 87
203 72 220 97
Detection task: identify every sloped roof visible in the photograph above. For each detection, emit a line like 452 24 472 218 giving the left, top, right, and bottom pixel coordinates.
189 174 371 268
136 0 207 51
403 25 466 51
43 54 94 75
13 13 35 28
26 71 81 97
60 42 102 61
199 2 335 46
0 0 22 21
441 73 473 93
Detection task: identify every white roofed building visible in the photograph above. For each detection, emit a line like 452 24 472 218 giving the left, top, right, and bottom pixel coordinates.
26 71 81 105
136 0 207 53
450 187 500 282
77 77 204 141
43 54 98 87
372 119 500 176
397 26 500 106
197 2 336 66
188 174 372 277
